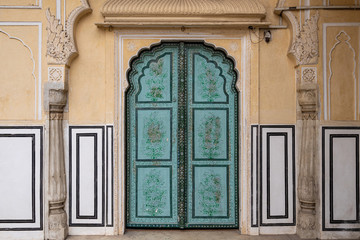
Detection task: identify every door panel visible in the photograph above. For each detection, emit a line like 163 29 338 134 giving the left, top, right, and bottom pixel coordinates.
186 44 238 228
126 42 238 228
127 44 179 227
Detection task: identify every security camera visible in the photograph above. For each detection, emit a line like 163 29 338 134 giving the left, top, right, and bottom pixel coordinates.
264 30 272 43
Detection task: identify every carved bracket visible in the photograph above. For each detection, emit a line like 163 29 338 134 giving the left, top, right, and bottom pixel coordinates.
46 0 92 66
289 12 319 65
275 1 319 65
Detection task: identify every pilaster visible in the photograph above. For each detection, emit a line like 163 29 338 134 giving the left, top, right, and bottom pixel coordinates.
297 67 319 239
45 1 91 239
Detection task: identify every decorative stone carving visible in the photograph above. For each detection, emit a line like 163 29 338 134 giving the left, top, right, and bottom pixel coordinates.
98 0 270 27
289 12 320 65
48 67 64 82
46 9 75 65
46 0 91 65
297 80 319 238
301 67 317 83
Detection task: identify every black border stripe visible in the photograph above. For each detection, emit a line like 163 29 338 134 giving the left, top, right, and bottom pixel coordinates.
322 127 360 231
266 132 289 219
76 133 98 219
0 126 43 231
69 126 105 227
259 125 295 227
106 126 114 227
0 134 36 223
251 125 258 227
329 134 359 224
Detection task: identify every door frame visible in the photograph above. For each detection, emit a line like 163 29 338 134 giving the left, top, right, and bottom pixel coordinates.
114 30 253 234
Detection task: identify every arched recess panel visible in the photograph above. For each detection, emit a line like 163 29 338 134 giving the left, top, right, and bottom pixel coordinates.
329 31 357 120
126 42 239 228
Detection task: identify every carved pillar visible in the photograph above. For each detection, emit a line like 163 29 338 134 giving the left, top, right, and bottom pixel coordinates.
45 1 91 239
297 69 319 238
48 88 68 240
280 7 321 237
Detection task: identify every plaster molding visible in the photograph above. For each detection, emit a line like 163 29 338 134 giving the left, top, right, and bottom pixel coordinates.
328 31 357 120
0 28 36 91
46 0 91 66
289 12 320 66
0 0 42 9
98 0 269 27
322 23 360 121
0 23 42 120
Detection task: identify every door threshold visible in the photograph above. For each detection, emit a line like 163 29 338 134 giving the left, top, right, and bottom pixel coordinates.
67 230 302 240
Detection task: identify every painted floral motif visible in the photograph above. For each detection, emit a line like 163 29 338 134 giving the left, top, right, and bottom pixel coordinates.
199 62 220 102
145 58 167 101
143 169 167 216
198 170 222 216
198 114 221 159
143 113 166 159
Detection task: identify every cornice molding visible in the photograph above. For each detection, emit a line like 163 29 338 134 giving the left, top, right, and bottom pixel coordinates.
97 0 269 28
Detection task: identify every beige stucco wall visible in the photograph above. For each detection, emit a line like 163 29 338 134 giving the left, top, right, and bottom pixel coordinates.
0 0 359 125
0 0 360 238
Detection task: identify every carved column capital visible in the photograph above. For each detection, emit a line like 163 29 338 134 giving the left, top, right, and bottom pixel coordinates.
298 83 318 120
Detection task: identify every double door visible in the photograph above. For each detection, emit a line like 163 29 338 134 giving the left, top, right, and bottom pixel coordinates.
126 42 238 228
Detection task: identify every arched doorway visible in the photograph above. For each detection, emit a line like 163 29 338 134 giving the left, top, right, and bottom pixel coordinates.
126 41 239 228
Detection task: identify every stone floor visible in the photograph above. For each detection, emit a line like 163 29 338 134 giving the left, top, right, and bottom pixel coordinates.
66 230 305 240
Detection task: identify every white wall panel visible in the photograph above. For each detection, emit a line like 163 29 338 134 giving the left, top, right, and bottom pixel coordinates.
322 127 360 231
69 126 104 227
260 126 295 226
0 127 43 231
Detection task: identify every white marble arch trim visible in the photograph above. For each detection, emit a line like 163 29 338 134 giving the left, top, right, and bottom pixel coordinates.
0 126 43 231
322 127 360 231
0 0 41 9
116 32 249 233
328 31 357 120
0 22 42 120
251 125 259 228
259 125 296 227
322 23 360 121
68 126 105 227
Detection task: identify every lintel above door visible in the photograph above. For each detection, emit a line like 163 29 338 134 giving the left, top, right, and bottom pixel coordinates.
96 0 270 28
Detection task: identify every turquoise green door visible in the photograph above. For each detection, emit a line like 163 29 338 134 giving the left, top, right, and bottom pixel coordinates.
126 42 238 228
